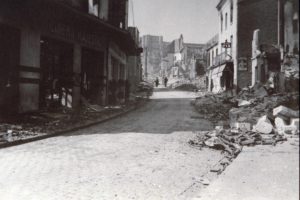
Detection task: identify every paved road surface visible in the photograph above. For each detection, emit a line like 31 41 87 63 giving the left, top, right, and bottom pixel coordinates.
0 90 223 200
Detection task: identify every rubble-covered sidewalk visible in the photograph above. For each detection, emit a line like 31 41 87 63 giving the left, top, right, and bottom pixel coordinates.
193 137 299 200
191 83 299 145
190 83 299 198
0 95 148 148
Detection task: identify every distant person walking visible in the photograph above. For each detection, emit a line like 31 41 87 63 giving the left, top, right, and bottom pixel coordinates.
164 77 168 87
155 77 159 87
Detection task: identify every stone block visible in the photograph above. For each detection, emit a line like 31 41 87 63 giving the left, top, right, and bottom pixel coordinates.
238 100 251 107
275 117 299 135
273 106 299 118
290 118 299 130
253 115 274 134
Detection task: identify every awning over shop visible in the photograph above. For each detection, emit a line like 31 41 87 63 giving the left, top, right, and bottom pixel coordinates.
211 64 226 77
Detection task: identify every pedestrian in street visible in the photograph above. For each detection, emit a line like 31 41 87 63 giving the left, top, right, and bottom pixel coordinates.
155 77 159 87
164 77 168 87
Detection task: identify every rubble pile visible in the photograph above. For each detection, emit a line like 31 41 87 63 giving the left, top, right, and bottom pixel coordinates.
283 55 299 92
0 124 45 143
0 98 146 145
137 81 154 96
190 127 287 158
190 83 299 174
192 93 235 122
174 83 198 91
229 84 299 132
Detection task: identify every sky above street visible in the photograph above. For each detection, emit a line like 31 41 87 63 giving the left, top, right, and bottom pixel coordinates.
128 0 220 44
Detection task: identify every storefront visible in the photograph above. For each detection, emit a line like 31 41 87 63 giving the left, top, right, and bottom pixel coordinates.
81 48 106 105
0 24 20 114
0 0 139 113
210 62 233 93
108 41 128 105
40 37 74 109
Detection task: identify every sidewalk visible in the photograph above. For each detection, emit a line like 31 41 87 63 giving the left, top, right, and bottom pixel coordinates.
194 136 299 200
0 97 148 148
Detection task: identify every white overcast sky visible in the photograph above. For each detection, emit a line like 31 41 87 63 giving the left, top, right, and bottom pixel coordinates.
128 0 220 44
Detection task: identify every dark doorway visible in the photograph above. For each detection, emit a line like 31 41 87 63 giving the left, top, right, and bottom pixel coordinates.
0 24 20 114
81 48 105 105
40 37 73 109
223 63 234 90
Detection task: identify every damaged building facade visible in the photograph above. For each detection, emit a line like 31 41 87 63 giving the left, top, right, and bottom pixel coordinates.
0 0 141 114
250 0 299 92
208 0 282 94
161 35 206 85
279 0 299 92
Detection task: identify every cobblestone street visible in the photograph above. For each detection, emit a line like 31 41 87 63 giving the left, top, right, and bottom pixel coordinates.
0 91 224 200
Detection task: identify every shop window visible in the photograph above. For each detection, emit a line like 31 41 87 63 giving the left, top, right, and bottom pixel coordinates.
40 37 73 109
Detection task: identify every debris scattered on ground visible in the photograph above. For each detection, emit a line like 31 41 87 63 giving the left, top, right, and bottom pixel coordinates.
174 84 198 91
0 96 148 145
137 81 154 96
190 83 299 174
191 92 235 122
228 83 299 131
189 127 287 158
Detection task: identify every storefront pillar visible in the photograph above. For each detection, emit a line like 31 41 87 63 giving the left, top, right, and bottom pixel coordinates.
19 28 41 113
72 44 81 109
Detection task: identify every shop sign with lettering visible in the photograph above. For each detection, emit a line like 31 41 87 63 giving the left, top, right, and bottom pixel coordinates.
221 40 232 49
110 41 127 62
49 23 106 49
